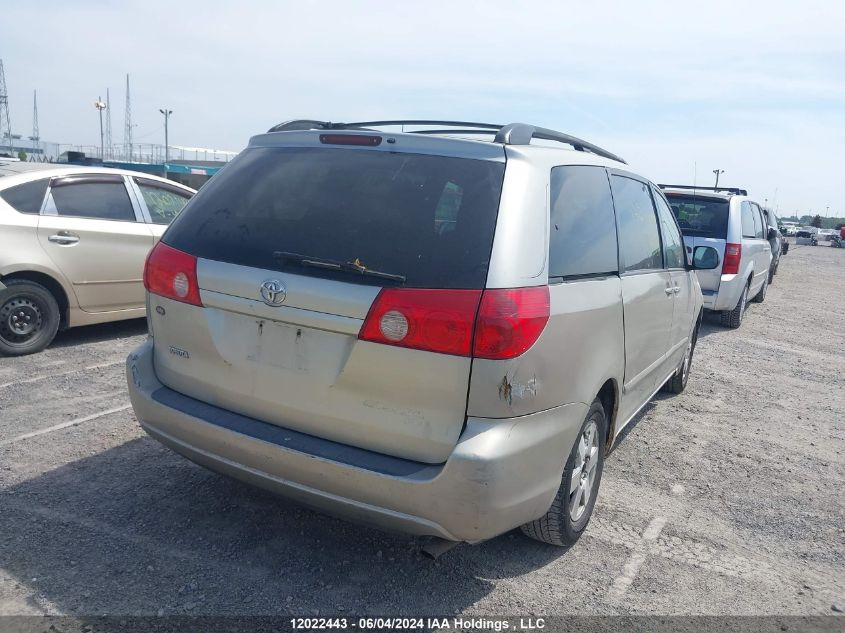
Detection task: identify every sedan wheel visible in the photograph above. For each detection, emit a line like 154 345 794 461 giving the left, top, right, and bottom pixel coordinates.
0 280 61 356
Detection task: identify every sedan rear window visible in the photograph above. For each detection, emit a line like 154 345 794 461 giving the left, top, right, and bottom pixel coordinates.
666 194 729 239
163 147 505 289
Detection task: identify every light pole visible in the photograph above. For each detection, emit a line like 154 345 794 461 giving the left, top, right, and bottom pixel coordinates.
94 97 107 160
713 169 724 188
159 108 172 164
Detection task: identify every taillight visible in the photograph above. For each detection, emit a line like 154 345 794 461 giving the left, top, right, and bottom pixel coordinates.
359 289 482 356
143 242 203 306
722 243 741 275
473 287 550 360
358 286 550 360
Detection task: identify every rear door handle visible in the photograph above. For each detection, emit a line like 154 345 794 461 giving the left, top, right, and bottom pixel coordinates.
664 287 674 295
48 233 79 246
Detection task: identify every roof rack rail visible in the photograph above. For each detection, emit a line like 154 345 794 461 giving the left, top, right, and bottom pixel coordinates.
266 119 626 164
658 184 748 196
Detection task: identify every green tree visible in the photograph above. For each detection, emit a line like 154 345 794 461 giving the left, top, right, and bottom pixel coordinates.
17 150 27 162
810 214 823 228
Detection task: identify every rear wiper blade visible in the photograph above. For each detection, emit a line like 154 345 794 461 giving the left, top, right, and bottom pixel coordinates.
273 251 406 283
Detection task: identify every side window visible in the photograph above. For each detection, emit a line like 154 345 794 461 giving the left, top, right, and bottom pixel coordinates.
652 189 685 269
741 201 756 238
752 204 764 238
0 178 49 214
610 175 662 272
51 181 136 222
548 166 618 278
135 179 191 225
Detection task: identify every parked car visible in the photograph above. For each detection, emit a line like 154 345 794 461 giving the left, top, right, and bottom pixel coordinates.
127 119 717 547
660 185 772 329
817 228 836 242
763 208 784 281
795 228 818 246
0 164 195 355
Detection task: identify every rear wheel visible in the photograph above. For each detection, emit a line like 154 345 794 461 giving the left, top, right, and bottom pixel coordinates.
663 319 699 394
520 399 607 547
0 279 61 356
720 282 748 329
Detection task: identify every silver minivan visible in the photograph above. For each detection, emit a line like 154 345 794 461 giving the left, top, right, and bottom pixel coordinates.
127 120 715 546
661 186 773 329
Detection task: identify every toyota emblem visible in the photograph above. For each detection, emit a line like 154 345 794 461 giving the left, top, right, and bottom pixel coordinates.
260 279 287 306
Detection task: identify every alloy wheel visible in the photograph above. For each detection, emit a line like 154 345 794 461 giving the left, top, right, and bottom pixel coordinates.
570 420 600 522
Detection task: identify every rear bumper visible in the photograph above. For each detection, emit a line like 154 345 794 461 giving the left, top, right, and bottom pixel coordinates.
707 274 746 312
127 340 586 543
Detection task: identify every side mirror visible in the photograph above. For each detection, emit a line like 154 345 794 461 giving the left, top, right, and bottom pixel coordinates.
692 246 719 270
767 227 777 240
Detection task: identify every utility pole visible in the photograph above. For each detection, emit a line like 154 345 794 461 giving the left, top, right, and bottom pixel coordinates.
713 169 724 189
105 88 112 160
159 108 172 164
95 97 107 159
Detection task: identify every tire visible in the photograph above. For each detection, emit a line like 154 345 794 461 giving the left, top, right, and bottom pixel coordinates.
663 317 699 394
752 275 768 303
768 262 777 284
720 282 748 329
0 279 61 356
520 399 607 547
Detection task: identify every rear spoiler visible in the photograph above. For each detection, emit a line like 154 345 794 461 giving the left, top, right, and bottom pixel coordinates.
658 184 748 196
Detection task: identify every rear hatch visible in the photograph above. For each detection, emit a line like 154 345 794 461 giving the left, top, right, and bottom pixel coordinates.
148 134 506 463
665 192 729 292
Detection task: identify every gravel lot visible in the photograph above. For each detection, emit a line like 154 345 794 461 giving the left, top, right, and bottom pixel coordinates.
1 241 843 618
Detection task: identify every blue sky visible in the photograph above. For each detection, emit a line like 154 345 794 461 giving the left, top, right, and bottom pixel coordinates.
3 0 844 216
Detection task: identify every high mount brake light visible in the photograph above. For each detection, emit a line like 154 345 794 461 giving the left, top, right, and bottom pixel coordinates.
358 286 550 359
143 242 203 306
722 243 741 275
319 134 382 146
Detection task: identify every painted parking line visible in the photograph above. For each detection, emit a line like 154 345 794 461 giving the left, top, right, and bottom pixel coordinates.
0 403 131 447
606 515 667 601
0 360 124 390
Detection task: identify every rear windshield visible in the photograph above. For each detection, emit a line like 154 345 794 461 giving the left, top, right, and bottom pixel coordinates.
666 194 729 239
164 147 505 289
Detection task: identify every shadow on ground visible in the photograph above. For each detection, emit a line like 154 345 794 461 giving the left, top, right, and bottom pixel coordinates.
0 435 573 616
49 318 148 349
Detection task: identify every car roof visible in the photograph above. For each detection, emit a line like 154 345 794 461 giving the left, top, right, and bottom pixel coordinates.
0 161 69 176
260 119 630 165
249 128 633 174
662 188 735 201
0 164 196 193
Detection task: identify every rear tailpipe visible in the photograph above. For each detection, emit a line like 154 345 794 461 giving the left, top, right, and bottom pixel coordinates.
419 537 461 559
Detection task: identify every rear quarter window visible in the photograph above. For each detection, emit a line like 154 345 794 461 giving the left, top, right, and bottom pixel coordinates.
0 178 49 214
548 165 618 279
163 147 506 289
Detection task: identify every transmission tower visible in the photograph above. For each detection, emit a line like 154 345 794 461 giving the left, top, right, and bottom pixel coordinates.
0 59 11 152
29 90 40 153
123 74 132 161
